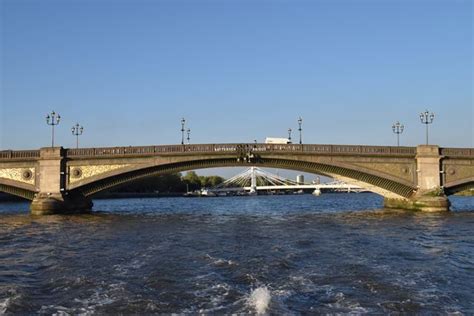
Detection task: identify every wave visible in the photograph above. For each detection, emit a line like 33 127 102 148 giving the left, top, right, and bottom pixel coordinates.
0 297 11 314
247 286 271 315
205 254 238 268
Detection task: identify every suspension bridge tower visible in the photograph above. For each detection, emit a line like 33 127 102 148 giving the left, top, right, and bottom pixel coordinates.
250 166 257 195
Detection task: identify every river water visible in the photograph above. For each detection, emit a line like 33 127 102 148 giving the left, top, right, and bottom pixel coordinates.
0 194 473 314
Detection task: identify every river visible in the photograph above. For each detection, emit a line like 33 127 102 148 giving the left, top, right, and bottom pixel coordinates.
0 194 473 314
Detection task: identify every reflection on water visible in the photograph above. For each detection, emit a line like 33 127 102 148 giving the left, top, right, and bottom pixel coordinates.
0 194 473 314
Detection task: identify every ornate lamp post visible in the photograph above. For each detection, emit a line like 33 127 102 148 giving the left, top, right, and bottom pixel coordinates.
186 128 191 144
71 123 84 149
288 128 292 143
298 117 303 144
46 111 61 147
420 110 435 145
181 118 186 145
392 121 404 146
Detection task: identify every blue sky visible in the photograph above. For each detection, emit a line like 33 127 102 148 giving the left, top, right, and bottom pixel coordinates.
0 0 472 178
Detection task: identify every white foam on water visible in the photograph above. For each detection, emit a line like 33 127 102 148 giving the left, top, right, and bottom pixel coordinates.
248 286 271 315
327 291 369 314
1 289 22 315
113 258 144 275
205 254 238 267
215 258 237 266
0 297 11 314
66 281 125 315
187 281 233 314
38 304 79 316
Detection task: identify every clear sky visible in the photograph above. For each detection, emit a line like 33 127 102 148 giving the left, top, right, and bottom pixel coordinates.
1 0 472 155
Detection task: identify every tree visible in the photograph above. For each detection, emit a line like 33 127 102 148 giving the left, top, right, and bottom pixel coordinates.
182 171 201 191
111 173 186 193
108 171 226 194
207 175 225 187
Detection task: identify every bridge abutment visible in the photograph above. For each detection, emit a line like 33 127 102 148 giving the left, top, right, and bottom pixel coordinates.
31 192 93 215
383 195 450 212
30 147 92 215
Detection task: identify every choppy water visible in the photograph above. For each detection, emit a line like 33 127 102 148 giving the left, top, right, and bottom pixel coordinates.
0 194 473 314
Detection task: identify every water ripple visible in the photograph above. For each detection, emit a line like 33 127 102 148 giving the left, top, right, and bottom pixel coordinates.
0 194 472 314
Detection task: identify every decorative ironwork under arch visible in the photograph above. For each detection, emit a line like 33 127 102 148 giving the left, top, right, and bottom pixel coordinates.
71 158 417 199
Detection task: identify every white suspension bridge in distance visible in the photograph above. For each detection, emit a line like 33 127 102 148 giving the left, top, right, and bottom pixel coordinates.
201 167 367 196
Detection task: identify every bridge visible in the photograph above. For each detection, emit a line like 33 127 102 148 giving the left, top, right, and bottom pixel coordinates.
203 166 364 195
0 143 472 214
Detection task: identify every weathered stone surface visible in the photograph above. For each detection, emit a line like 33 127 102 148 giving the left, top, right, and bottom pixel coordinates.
0 167 35 185
384 195 451 212
68 164 131 184
30 193 93 215
416 145 442 192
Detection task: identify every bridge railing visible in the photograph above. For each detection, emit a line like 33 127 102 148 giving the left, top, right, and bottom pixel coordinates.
0 150 40 160
440 148 474 157
226 144 416 155
2 145 470 159
65 143 418 157
67 146 158 157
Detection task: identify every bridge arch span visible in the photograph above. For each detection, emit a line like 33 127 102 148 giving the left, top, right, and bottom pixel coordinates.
0 178 36 200
444 177 474 196
68 157 416 199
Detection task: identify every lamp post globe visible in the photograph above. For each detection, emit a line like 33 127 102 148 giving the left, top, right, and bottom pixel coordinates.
71 123 84 149
46 111 61 148
392 121 404 146
181 118 186 145
298 117 303 144
420 110 435 145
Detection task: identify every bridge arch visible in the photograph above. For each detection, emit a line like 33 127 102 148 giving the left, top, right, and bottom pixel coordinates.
444 177 474 196
0 179 36 200
68 157 417 199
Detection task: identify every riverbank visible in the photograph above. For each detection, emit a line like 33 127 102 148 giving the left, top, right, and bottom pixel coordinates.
455 189 474 196
93 192 184 199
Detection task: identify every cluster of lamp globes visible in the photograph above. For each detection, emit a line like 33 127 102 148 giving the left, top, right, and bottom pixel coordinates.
392 110 435 146
287 117 304 144
180 118 191 145
45 111 83 148
45 110 435 149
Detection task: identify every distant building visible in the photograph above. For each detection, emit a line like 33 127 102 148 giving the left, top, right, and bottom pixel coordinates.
296 175 304 184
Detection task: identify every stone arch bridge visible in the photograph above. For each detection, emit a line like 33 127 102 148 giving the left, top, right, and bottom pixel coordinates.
0 143 472 214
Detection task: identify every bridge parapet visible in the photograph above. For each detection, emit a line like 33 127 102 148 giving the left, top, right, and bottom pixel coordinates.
64 144 417 158
440 147 474 157
0 150 40 160
3 145 471 161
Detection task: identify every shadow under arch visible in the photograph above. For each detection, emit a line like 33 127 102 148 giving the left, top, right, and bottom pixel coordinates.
70 158 416 199
0 179 36 200
444 179 474 196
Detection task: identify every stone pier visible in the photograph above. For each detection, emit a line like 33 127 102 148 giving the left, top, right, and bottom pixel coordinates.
30 147 92 215
384 145 450 212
